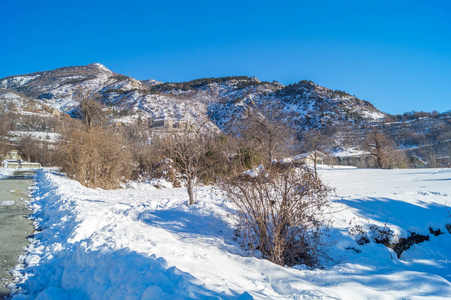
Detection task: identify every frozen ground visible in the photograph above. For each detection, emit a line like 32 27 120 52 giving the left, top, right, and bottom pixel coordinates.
9 167 451 299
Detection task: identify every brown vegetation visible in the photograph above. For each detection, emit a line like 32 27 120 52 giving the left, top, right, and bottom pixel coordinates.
239 102 294 169
17 135 54 166
76 89 107 131
57 126 132 189
219 163 332 267
0 113 13 157
363 129 407 168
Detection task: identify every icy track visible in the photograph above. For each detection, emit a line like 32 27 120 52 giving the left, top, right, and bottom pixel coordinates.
10 168 451 299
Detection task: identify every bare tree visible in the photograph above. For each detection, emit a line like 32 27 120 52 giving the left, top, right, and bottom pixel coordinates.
301 130 333 176
241 101 294 170
219 162 332 267
161 128 208 205
75 89 106 131
17 135 55 166
363 128 397 168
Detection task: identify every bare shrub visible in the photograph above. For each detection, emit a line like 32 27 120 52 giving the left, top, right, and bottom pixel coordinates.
17 135 55 166
219 163 332 267
57 126 132 189
133 138 181 186
0 113 13 157
119 124 154 177
159 130 208 205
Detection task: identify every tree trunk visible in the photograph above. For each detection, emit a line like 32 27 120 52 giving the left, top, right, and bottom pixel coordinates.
377 155 383 168
376 145 383 168
187 178 194 206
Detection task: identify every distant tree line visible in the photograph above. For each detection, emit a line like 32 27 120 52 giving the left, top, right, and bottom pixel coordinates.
147 76 270 93
387 110 449 122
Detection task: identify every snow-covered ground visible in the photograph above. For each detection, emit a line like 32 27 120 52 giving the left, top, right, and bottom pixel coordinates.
8 131 61 143
332 148 369 158
9 168 451 299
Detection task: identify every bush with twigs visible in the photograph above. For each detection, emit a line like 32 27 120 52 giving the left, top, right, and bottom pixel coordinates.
57 126 132 189
219 162 332 267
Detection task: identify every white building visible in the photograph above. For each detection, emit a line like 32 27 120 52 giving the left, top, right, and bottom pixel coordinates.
2 150 41 169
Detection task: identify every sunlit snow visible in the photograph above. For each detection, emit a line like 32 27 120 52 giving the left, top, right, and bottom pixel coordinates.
9 168 451 299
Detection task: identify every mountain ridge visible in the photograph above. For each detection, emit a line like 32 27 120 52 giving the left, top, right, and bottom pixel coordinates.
0 63 389 131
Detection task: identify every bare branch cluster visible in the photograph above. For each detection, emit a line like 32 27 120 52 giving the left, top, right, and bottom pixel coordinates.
75 89 107 131
156 128 211 205
0 113 13 157
58 127 132 189
300 129 334 176
363 128 407 168
239 101 295 169
219 163 332 267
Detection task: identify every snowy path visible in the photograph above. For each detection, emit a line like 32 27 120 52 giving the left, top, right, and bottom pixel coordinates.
10 168 451 299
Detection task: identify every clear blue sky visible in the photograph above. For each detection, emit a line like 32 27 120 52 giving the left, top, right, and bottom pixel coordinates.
1 0 450 114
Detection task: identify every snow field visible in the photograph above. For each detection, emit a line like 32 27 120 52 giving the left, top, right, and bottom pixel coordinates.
9 168 451 299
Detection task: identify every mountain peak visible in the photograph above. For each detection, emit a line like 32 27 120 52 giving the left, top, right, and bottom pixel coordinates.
87 63 112 73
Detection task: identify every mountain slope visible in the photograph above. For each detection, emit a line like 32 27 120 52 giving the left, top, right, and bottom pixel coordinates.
0 64 388 131
0 89 52 116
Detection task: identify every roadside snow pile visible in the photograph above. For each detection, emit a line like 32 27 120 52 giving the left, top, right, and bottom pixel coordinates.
11 170 248 299
10 168 451 299
0 168 14 179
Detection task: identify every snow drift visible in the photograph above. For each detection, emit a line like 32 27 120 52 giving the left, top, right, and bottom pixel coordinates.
9 168 451 299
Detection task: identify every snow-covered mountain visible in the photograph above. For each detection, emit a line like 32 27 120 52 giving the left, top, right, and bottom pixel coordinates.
0 63 388 131
207 79 386 132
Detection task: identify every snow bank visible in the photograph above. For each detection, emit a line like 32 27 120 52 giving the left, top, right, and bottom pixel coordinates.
12 170 248 299
14 246 229 299
0 168 14 179
10 168 451 299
